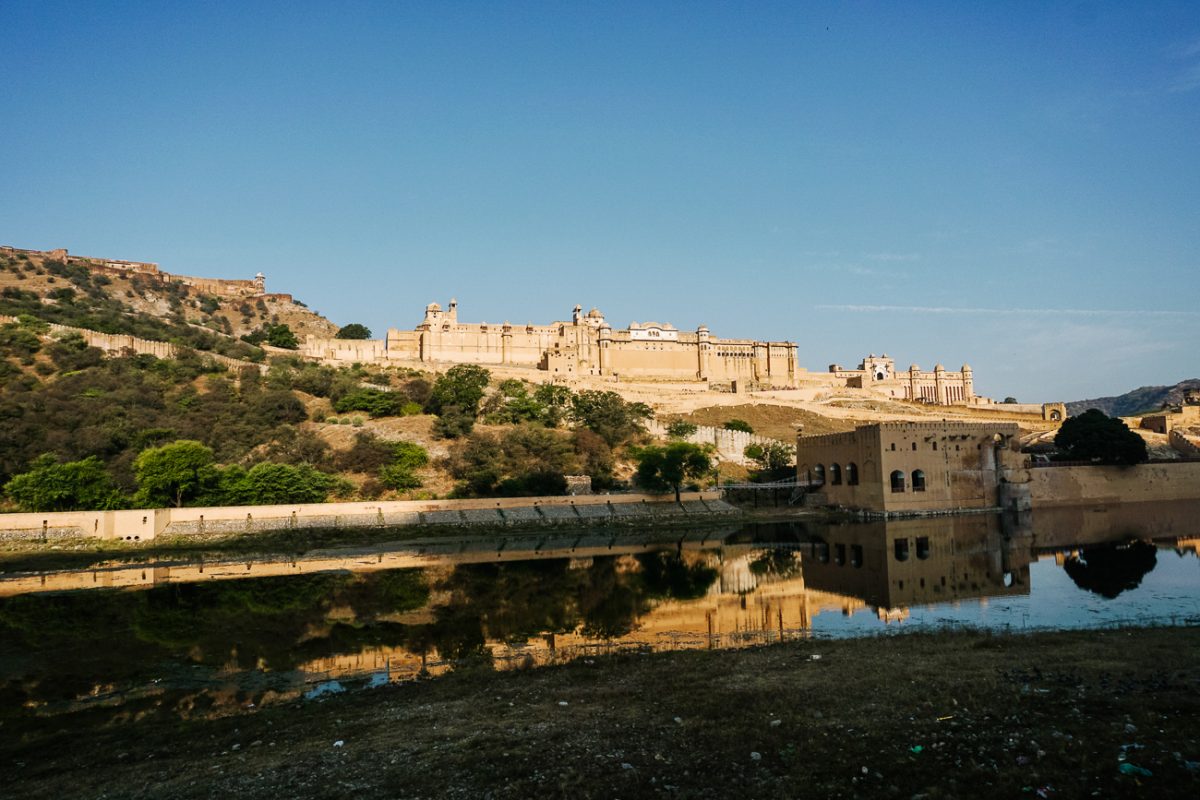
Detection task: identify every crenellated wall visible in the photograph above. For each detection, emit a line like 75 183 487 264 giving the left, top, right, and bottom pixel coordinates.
645 420 793 466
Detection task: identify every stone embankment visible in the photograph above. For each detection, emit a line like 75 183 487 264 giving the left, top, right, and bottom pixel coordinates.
0 314 263 372
645 420 794 466
0 491 739 543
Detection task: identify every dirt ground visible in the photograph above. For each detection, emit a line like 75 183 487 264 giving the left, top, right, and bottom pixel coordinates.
678 403 860 439
4 626 1198 799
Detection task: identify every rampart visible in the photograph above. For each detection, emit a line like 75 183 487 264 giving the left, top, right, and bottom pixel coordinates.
0 315 264 372
0 491 735 542
1 246 271 300
645 420 793 466
1004 462 1200 509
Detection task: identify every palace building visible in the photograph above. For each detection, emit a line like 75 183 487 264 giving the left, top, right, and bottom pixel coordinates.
301 299 801 387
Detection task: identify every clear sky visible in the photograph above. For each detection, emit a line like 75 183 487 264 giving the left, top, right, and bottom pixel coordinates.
2 1 1198 402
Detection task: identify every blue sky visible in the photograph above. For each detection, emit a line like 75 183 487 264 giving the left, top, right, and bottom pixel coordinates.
2 1 1197 402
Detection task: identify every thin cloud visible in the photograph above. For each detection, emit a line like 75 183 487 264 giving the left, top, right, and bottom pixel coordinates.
816 304 1200 318
1169 62 1200 93
864 252 920 262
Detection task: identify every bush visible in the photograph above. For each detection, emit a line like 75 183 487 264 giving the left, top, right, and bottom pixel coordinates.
1054 409 1148 465
666 419 698 439
336 323 372 339
723 419 754 433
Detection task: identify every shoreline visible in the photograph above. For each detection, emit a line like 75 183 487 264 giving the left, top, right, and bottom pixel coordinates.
4 625 1197 799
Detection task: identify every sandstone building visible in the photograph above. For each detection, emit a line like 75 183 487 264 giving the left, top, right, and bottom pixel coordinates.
829 354 978 404
796 421 1022 515
303 299 801 387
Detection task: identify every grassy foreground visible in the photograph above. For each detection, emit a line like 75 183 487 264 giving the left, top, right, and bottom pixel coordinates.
4 626 1199 799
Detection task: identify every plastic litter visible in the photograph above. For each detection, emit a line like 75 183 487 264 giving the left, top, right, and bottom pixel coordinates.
1118 763 1152 777
909 745 923 754
333 740 345 748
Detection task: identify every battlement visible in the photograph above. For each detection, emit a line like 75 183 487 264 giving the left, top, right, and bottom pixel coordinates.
1 245 269 299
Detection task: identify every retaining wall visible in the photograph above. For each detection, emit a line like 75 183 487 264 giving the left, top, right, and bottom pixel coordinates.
1009 462 1200 508
0 491 736 542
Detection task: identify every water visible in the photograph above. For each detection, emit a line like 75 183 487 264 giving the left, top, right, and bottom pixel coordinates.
2 500 1198 725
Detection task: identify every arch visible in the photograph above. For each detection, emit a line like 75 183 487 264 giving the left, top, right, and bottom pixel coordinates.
894 538 909 561
850 544 864 568
916 536 930 559
912 470 926 492
830 463 842 485
813 464 826 485
890 470 906 493
1049 409 1062 422
846 462 859 486
834 543 846 566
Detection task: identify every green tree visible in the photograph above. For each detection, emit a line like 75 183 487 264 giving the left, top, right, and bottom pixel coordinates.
569 390 653 446
1054 409 1148 465
336 323 372 339
632 441 713 501
133 440 216 507
379 441 430 491
723 419 754 433
266 324 299 349
666 419 698 439
4 454 123 511
234 462 340 504
426 364 491 416
743 441 795 480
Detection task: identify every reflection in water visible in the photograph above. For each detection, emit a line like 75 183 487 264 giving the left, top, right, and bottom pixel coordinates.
2 501 1199 726
1062 542 1158 599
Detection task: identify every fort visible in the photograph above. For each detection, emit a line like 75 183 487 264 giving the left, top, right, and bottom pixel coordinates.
0 245 290 302
301 299 802 389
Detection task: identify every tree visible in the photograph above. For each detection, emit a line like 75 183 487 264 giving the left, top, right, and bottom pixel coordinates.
744 441 794 479
234 463 341 505
723 419 753 433
266 324 299 349
379 441 430 491
666 419 698 439
1002 396 1019 404
426 364 491 417
1054 409 1148 465
632 441 713 501
133 440 216 507
336 323 372 339
4 454 122 511
570 390 653 446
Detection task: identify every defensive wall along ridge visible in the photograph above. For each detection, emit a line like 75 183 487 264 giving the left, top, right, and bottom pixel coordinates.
0 491 737 542
644 420 794 466
0 314 265 372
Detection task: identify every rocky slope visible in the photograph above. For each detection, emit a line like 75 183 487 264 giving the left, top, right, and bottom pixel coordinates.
1066 379 1200 418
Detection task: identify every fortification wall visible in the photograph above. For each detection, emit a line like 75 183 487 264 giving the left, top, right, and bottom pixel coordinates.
0 315 262 372
0 491 732 542
1010 462 1200 508
1169 430 1200 458
646 420 792 466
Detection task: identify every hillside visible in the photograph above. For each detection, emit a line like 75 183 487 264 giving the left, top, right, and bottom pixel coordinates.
1066 379 1200 418
0 247 338 352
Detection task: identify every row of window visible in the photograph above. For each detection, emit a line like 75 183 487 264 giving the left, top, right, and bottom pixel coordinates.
890 470 926 492
808 462 859 486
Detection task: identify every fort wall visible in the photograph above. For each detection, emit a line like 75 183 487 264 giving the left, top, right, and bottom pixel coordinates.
1007 462 1200 508
0 315 263 372
645 420 793 466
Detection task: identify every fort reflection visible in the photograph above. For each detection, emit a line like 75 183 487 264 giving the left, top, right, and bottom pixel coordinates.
2 502 1198 724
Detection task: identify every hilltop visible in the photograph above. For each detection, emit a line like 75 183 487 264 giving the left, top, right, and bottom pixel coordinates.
1066 379 1200 418
0 246 337 351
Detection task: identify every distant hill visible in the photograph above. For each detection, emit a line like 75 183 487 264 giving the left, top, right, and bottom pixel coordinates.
1066 379 1200 418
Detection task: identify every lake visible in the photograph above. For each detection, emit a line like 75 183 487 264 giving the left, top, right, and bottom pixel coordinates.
2 500 1198 726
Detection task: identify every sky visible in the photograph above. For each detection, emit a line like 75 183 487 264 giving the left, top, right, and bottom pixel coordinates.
1 1 1198 403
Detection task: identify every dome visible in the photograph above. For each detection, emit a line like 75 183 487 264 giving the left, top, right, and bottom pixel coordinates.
587 307 604 318
425 302 442 312
934 363 945 371
962 363 972 372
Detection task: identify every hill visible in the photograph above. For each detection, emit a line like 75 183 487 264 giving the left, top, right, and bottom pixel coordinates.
0 246 338 356
1066 379 1200 418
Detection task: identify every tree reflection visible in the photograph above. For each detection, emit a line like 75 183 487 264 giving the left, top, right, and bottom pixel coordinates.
1062 541 1158 599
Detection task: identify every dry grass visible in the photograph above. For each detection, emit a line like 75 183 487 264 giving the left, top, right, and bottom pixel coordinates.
5 626 1198 799
679 403 859 440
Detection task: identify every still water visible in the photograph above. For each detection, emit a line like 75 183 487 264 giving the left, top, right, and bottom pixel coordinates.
2 501 1198 724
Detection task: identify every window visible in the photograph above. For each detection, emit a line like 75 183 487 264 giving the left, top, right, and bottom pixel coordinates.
932 441 938 451
851 544 863 567
890 442 896 451
834 543 846 566
890 470 906 493
911 442 917 451
813 464 826 485
846 462 859 486
830 463 842 485
916 536 930 559
894 538 909 561
912 470 926 492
